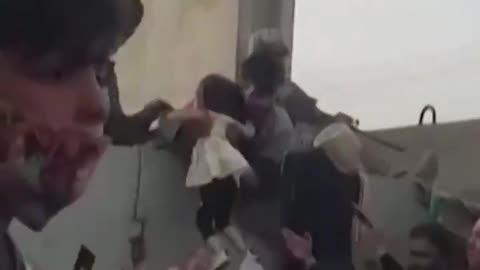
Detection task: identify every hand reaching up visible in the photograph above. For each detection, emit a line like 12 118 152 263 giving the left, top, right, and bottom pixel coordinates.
282 228 312 260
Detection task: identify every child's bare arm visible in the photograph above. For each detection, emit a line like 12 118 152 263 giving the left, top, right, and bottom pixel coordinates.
167 109 208 122
226 121 255 146
231 121 255 139
168 109 213 138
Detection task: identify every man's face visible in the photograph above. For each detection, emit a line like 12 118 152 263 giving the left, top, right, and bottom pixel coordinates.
407 237 444 270
245 91 275 126
0 53 109 230
275 55 290 80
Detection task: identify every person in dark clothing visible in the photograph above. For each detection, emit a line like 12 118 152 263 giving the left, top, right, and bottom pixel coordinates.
235 147 359 270
282 148 357 270
240 49 295 163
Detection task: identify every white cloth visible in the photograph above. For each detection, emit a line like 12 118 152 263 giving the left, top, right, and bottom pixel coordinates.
313 122 363 174
185 112 252 187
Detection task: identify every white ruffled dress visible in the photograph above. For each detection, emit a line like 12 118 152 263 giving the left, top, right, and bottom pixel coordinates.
185 112 254 188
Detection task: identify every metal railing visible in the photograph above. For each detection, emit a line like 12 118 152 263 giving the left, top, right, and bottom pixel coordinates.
419 105 437 125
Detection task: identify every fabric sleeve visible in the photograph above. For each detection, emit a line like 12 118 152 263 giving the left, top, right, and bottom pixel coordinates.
278 82 317 121
279 81 335 128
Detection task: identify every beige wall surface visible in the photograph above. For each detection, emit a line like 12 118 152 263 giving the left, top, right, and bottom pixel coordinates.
114 0 239 112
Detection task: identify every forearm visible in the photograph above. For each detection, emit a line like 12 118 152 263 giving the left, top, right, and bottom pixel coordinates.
167 109 207 122
236 121 255 139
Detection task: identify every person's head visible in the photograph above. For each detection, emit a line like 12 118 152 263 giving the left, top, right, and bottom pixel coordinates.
407 222 454 270
241 50 286 125
197 74 245 122
468 219 480 269
254 40 290 72
249 29 290 73
0 0 140 231
242 49 286 96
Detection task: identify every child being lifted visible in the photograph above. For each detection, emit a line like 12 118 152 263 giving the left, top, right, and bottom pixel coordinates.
167 74 256 270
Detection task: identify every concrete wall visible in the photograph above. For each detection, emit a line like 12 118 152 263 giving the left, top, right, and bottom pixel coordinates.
11 118 480 269
114 0 239 112
10 145 199 270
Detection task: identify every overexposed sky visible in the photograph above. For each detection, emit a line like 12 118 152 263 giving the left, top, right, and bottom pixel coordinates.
292 0 480 130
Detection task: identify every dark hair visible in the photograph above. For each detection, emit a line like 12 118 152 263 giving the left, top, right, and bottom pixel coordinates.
410 222 454 259
0 0 142 69
241 50 285 96
255 40 290 59
118 0 144 47
201 74 245 122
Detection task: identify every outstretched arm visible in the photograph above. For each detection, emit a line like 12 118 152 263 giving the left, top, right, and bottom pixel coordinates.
167 109 209 122
132 98 174 125
168 109 213 139
230 121 255 139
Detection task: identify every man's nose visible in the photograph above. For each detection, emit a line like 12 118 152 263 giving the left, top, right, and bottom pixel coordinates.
73 68 108 126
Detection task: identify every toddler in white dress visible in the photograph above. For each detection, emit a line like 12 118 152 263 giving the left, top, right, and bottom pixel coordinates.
168 74 255 270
